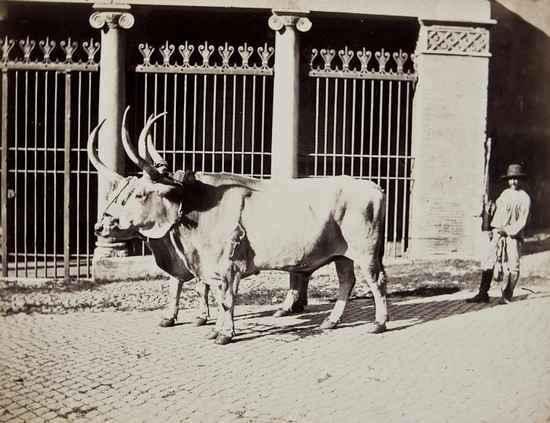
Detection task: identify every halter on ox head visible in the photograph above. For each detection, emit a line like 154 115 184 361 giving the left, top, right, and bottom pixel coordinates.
89 107 191 240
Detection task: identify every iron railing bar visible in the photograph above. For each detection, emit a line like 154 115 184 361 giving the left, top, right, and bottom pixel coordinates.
241 74 246 174
153 73 159 156
385 80 392 255
182 74 188 171
76 71 82 277
135 65 272 76
251 75 256 177
212 74 217 172
403 81 411 255
323 78 328 176
394 80 402 257
377 80 383 187
221 74 227 173
260 75 266 178
87 71 92 277
350 79 356 176
359 79 365 178
143 73 148 128
314 77 319 176
14 71 19 276
162 73 168 157
202 74 207 171
332 78 338 176
172 74 177 171
33 70 38 277
63 70 71 281
369 80 374 179
231 75 236 173
192 74 197 170
2 62 99 72
24 70 29 277
342 79 348 174
44 71 50 276
53 71 58 278
1 66 7 276
308 69 417 82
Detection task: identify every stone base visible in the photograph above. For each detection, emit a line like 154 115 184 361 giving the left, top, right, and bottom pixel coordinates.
92 255 166 282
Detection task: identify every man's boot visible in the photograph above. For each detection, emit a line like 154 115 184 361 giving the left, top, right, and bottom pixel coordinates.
466 269 493 303
500 272 520 304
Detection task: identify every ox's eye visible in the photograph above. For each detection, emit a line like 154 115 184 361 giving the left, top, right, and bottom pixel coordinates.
134 192 146 200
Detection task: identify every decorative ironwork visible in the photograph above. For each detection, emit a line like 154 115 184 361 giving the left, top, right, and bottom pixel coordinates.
309 46 417 81
0 36 100 70
420 25 490 57
89 11 135 31
136 40 274 75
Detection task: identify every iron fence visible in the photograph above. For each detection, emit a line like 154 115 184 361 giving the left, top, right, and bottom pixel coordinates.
0 36 100 279
307 47 417 257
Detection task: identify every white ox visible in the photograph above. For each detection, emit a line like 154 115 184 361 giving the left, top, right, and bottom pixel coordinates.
91 112 389 345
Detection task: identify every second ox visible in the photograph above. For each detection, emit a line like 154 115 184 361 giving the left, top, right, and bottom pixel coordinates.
91 111 389 345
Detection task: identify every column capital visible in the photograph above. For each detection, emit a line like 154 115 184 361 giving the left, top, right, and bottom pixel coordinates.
269 10 312 33
416 19 494 58
89 5 134 31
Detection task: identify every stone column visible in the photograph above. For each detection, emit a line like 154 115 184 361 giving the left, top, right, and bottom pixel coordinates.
408 20 494 258
89 5 134 259
268 10 311 180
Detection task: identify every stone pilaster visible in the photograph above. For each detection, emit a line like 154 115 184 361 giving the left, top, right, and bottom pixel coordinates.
90 5 134 259
268 10 312 180
408 19 494 258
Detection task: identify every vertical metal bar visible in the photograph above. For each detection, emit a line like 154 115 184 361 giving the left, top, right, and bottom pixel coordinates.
332 79 338 176
314 77 319 177
44 71 50 276
1 67 8 277
172 74 177 170
202 74 207 171
212 74 217 172
350 79 356 177
403 81 411 255
33 71 38 277
323 78 328 176
182 74 188 171
14 71 19 276
260 75 266 178
143 73 148 127
222 74 227 173
359 79 365 179
163 73 168 156
394 80 402 257
153 73 159 149
341 79 347 174
87 71 92 276
76 72 82 276
192 75 197 170
369 80 374 179
377 80 383 187
251 75 256 177
231 75 236 173
385 81 392 255
241 75 246 174
53 71 58 277
24 70 29 277
63 70 72 281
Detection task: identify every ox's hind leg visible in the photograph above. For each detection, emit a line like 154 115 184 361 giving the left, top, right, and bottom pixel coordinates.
273 272 310 317
320 257 356 330
357 260 388 333
159 277 183 327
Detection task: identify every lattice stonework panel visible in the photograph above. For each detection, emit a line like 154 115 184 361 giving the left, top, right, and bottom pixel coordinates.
421 25 490 57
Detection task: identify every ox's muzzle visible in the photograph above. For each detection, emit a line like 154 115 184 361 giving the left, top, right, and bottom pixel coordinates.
94 215 120 237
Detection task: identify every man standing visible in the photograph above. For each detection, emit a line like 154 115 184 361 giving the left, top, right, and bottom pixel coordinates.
467 163 531 304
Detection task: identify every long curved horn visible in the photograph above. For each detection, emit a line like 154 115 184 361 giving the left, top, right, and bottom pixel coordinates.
147 133 168 166
87 119 124 182
138 112 167 165
121 106 161 179
137 114 153 162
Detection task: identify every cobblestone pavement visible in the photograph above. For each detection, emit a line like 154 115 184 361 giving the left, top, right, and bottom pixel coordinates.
1 285 550 423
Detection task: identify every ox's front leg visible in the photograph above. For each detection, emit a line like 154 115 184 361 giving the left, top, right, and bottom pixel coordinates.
321 258 355 330
208 272 240 345
273 272 310 318
159 277 183 327
194 282 210 326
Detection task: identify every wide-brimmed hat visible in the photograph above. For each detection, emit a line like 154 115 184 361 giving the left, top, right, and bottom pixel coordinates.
501 163 527 179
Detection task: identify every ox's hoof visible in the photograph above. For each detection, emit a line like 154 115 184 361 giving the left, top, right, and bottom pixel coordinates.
273 308 291 318
215 335 233 345
194 316 208 326
369 323 387 334
320 318 340 330
206 330 219 340
158 317 176 327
